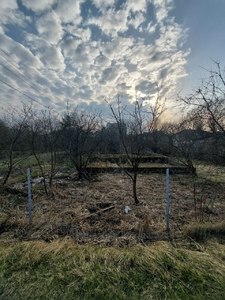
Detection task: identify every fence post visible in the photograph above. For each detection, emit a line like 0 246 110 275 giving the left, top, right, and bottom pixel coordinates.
27 167 32 225
166 168 170 235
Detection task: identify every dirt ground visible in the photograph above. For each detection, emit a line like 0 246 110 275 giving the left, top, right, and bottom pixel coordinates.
1 173 225 246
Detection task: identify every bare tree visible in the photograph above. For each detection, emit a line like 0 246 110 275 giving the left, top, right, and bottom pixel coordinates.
177 61 225 166
2 105 31 186
179 61 225 133
29 110 49 195
108 95 165 204
0 120 9 159
39 110 60 189
167 119 198 175
61 107 101 180
28 109 60 195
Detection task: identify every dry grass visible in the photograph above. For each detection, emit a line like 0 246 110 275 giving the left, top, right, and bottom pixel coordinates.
1 165 225 299
1 172 225 245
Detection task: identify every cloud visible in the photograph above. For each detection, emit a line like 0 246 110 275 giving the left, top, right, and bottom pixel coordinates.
65 26 91 42
88 0 148 37
0 0 190 114
92 0 116 12
36 11 63 45
100 64 127 84
128 11 145 29
26 34 65 72
152 0 174 23
139 21 157 34
88 8 129 37
0 0 27 27
0 31 68 109
135 80 157 94
126 0 148 13
0 0 17 16
55 0 83 24
21 0 56 13
99 37 134 60
0 32 43 70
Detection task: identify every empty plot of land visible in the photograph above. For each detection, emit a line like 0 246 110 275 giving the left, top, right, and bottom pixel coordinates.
1 172 225 245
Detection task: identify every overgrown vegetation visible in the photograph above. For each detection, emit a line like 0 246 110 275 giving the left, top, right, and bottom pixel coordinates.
185 221 225 242
0 240 225 300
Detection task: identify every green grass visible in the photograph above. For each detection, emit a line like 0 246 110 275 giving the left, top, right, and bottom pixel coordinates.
196 162 225 183
0 240 225 300
185 222 225 242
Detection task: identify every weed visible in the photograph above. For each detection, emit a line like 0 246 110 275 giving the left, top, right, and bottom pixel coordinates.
185 221 225 242
0 241 225 299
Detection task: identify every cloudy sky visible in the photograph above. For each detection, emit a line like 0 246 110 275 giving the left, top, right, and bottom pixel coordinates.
0 0 224 115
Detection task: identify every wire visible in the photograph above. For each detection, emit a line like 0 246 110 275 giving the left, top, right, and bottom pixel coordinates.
0 48 40 93
0 47 81 100
0 77 51 109
0 61 40 93
0 49 60 113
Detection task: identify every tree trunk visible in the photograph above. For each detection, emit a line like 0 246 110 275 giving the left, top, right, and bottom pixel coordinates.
3 150 13 186
32 135 48 195
132 172 139 205
187 159 197 176
49 151 54 188
3 164 12 186
33 150 48 195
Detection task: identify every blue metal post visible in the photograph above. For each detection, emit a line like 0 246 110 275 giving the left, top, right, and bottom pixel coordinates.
27 168 32 225
166 168 170 233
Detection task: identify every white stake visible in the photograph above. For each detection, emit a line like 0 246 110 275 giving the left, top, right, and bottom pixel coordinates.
166 168 170 234
27 168 32 225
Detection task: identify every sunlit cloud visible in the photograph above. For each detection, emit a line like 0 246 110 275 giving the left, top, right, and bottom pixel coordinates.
0 0 190 114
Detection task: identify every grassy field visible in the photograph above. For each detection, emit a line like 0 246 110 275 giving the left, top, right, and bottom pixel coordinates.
1 159 225 299
196 162 225 183
1 172 225 244
0 240 225 300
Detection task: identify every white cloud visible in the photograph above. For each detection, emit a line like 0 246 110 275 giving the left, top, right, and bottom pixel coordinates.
56 0 83 24
128 12 145 29
88 8 128 37
126 0 148 13
88 0 149 37
0 0 17 12
0 33 43 70
61 38 100 76
0 0 26 27
100 64 127 84
94 54 111 68
140 22 157 34
61 36 82 59
36 11 63 45
21 0 56 13
65 25 91 42
92 0 115 12
26 34 65 72
99 37 133 60
42 44 65 72
0 0 190 113
152 0 174 23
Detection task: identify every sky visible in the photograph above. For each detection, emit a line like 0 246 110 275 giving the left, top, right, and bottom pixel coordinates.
0 0 224 117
